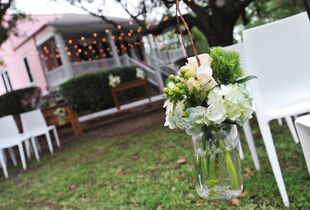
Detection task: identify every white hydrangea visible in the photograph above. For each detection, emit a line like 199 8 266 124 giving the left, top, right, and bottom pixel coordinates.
185 106 209 135
108 74 121 87
207 84 253 125
164 100 187 129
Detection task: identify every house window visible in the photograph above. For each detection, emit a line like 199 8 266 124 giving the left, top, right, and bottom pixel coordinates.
23 58 34 83
1 70 12 93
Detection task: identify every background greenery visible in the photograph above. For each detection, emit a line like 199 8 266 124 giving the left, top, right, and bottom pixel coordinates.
0 120 308 209
0 86 40 117
60 65 148 113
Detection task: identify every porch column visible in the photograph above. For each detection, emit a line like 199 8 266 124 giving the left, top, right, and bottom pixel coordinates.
147 35 155 56
107 32 121 67
54 31 74 77
153 36 161 58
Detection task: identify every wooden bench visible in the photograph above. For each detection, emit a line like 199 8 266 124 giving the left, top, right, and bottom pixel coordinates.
42 103 82 138
111 79 151 110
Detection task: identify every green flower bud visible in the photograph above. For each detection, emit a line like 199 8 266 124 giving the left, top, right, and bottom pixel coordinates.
163 87 169 94
176 83 183 88
184 72 193 79
179 68 187 75
168 75 176 81
173 86 180 93
181 111 188 118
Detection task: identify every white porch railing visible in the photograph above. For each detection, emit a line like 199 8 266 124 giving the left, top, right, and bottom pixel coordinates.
46 65 73 88
46 55 167 92
156 48 186 64
127 56 164 91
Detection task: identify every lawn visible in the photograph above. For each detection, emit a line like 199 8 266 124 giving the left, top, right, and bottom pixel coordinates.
0 120 309 210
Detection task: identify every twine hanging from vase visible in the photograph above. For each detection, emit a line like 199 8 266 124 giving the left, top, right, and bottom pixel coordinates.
175 0 201 67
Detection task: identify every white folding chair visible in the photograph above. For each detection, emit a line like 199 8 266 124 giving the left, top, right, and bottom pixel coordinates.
243 12 310 206
20 109 61 158
0 115 34 178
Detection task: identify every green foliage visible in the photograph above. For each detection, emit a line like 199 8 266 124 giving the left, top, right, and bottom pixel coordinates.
60 65 146 113
210 47 244 85
245 0 305 29
0 86 40 117
0 121 309 209
188 27 209 55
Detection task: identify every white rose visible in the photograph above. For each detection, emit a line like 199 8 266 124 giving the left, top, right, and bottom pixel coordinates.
187 53 212 69
186 77 200 92
180 63 196 74
196 64 217 91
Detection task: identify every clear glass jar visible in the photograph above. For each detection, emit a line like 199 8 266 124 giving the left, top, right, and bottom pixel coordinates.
191 124 242 200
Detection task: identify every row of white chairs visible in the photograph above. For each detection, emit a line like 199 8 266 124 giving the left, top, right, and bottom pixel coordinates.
0 109 61 178
225 12 310 207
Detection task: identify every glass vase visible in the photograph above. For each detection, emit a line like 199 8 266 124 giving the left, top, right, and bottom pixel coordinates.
57 115 66 126
191 123 242 200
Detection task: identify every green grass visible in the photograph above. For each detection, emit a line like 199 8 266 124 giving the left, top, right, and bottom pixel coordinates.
0 120 309 210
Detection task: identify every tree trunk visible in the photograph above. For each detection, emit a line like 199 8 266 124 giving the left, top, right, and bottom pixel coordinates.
206 26 234 47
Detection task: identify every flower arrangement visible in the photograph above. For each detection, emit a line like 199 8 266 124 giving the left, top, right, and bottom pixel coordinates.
54 108 66 125
163 47 255 199
163 48 254 135
136 67 146 79
109 74 121 87
54 108 65 116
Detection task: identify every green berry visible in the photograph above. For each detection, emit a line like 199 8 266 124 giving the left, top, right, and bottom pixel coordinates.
184 72 192 78
180 68 187 75
181 111 188 118
176 83 183 88
173 86 180 93
163 87 169 94
168 75 176 81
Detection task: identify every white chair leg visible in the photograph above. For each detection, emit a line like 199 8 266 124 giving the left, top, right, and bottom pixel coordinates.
285 116 299 144
53 127 61 148
17 143 27 170
277 118 283 126
8 148 17 166
45 132 54 154
35 138 41 153
25 139 31 159
258 119 289 207
295 123 310 175
242 120 260 170
30 137 40 161
239 141 244 160
0 149 8 178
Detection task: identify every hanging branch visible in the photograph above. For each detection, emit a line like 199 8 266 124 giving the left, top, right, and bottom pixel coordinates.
175 0 200 66
175 0 187 58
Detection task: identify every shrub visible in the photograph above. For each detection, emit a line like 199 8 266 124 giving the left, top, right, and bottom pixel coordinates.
0 87 41 117
60 65 147 113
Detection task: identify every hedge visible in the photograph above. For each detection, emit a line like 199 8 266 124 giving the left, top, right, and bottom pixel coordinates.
0 87 41 117
60 65 147 113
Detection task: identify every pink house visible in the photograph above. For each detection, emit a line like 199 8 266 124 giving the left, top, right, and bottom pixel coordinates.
0 14 148 95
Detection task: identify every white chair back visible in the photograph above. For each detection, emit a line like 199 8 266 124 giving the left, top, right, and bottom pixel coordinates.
224 43 247 73
0 115 20 140
243 12 310 110
20 109 47 132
